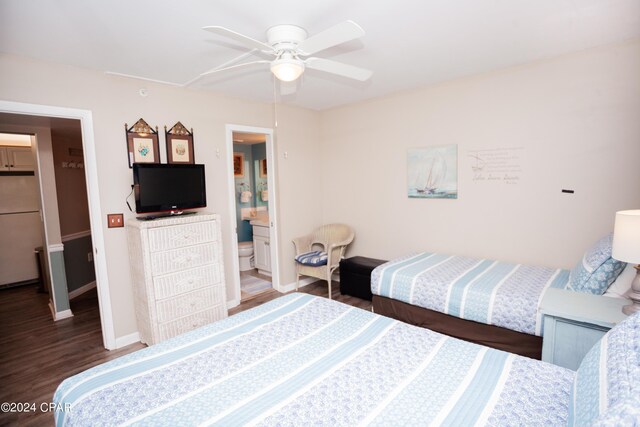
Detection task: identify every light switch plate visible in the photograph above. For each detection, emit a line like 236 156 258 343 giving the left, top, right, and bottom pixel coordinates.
107 213 124 228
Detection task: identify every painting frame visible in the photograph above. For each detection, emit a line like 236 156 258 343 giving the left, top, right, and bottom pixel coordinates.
407 144 458 199
233 152 245 177
165 122 195 164
259 158 267 178
125 119 160 168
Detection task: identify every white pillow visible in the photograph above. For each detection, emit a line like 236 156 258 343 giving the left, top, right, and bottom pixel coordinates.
603 263 636 298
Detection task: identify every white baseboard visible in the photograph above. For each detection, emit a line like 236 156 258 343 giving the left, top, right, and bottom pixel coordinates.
279 273 341 294
115 332 141 349
48 301 74 321
54 309 74 321
226 298 240 309
278 277 316 293
68 281 96 300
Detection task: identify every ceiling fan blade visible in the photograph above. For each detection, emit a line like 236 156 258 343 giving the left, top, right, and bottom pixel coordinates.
298 20 365 56
199 60 270 78
184 51 261 86
305 57 372 81
104 71 183 86
203 26 274 52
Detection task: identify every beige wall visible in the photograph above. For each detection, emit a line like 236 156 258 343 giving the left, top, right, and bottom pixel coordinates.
51 128 91 236
0 53 322 339
271 104 323 284
2 38 638 341
320 39 640 269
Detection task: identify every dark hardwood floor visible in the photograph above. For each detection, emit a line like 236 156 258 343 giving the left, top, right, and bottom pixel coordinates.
231 280 372 314
0 285 145 426
0 281 370 426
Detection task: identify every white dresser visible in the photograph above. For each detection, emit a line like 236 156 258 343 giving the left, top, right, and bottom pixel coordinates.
126 213 227 345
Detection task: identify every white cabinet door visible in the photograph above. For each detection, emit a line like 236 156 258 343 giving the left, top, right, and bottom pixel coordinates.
0 148 8 171
7 147 35 171
0 147 35 171
253 235 271 274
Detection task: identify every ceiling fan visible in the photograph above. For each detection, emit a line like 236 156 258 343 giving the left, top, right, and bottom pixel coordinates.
199 20 373 84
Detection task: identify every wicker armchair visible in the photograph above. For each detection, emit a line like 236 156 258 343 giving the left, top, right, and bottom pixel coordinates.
292 224 355 299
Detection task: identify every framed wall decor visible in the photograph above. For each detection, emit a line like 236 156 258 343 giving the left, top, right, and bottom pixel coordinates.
165 121 194 164
259 158 268 178
125 119 160 168
233 152 245 177
407 144 458 199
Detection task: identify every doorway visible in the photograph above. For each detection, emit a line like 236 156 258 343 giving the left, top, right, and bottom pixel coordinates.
0 117 96 316
0 100 116 350
225 124 280 306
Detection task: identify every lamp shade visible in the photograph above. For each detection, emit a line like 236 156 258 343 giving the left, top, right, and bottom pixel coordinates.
612 210 640 264
270 54 304 82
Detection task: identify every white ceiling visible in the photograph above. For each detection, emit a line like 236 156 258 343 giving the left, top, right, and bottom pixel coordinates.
1 0 639 111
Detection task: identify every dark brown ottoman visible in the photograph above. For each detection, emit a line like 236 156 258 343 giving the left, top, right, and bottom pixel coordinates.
339 256 387 300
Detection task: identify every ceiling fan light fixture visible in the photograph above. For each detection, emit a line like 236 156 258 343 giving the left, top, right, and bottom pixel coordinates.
271 56 305 82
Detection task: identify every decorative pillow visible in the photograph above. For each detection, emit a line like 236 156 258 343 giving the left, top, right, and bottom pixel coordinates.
568 312 640 426
295 250 328 266
569 233 626 295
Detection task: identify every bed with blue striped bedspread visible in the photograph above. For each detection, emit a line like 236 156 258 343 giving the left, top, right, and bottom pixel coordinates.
53 293 572 426
371 253 571 336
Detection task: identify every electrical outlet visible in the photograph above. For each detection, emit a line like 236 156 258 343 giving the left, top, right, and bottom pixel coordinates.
87 251 93 262
107 213 124 228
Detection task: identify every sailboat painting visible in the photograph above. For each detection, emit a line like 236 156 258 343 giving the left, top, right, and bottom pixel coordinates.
407 145 458 199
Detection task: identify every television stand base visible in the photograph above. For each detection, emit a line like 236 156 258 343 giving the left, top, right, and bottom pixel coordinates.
136 211 197 221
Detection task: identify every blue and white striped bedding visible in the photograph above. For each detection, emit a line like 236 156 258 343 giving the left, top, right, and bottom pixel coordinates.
371 253 571 336
569 312 640 426
53 293 573 426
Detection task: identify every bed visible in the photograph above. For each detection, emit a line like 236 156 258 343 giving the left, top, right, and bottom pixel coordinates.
371 234 628 358
53 293 639 426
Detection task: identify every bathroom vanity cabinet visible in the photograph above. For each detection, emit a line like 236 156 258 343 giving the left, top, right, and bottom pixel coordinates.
252 224 271 276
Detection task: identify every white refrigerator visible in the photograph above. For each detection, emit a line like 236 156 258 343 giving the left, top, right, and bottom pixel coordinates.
0 175 43 286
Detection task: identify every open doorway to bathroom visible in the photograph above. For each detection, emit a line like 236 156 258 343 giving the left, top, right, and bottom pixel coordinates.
232 130 273 301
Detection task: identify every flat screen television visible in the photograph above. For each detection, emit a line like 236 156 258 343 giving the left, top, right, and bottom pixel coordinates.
133 163 206 215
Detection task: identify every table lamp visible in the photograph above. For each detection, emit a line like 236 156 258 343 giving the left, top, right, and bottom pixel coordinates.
612 210 640 315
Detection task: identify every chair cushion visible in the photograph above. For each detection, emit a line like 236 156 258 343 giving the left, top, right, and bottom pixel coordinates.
295 250 328 266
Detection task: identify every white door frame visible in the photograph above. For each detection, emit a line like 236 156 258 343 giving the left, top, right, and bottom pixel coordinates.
0 100 116 350
225 124 281 305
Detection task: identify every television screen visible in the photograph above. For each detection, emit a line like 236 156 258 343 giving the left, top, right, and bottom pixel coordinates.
133 164 206 214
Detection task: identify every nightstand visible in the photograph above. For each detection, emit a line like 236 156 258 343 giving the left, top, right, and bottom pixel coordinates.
540 288 628 370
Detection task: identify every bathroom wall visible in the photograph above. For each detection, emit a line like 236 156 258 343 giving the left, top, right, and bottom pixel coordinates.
233 142 268 242
252 143 267 208
233 143 254 242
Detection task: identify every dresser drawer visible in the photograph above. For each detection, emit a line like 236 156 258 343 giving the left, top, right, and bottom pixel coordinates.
150 242 220 276
157 305 226 341
148 221 218 252
153 264 222 300
155 285 225 323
